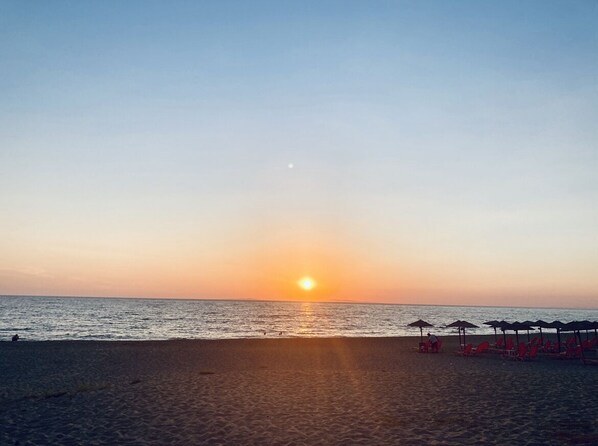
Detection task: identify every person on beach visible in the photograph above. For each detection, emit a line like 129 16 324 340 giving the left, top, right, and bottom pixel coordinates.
427 333 439 352
12 334 19 342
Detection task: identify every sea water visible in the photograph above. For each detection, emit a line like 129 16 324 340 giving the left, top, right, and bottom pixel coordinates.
1 295 597 341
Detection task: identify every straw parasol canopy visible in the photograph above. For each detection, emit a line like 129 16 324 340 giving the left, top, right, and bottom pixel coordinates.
497 320 524 348
563 320 594 342
509 322 535 345
408 319 434 342
483 320 501 326
483 320 501 342
446 320 479 349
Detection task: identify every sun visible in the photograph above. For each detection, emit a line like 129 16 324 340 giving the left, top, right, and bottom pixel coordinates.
297 276 316 291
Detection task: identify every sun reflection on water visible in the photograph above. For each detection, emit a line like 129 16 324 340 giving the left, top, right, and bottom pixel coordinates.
297 301 318 335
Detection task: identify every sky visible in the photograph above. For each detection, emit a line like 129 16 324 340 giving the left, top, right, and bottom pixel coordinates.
1 1 597 308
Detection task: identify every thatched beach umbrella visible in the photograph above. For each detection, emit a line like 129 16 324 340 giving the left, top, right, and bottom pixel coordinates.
533 320 551 344
447 320 479 349
546 321 566 351
459 321 479 348
563 321 593 337
574 320 593 341
483 320 501 343
521 321 536 343
446 320 465 347
510 322 534 345
498 320 511 349
408 319 433 343
562 321 592 361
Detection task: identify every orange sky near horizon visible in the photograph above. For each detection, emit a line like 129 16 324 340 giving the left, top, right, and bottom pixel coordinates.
2 220 598 309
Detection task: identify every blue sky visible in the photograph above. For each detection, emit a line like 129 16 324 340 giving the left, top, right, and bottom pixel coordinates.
1 1 597 307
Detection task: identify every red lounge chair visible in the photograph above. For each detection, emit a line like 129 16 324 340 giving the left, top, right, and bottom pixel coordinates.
563 346 582 359
546 345 581 360
471 341 490 355
456 344 473 356
526 344 539 360
488 338 505 353
503 343 527 361
505 338 514 351
582 338 597 351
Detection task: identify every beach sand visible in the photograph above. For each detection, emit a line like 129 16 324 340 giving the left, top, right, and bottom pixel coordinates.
1 336 597 445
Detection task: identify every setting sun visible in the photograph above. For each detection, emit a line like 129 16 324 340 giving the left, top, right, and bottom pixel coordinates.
298 276 316 291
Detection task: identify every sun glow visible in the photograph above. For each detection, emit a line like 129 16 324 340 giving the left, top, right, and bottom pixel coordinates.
298 276 316 291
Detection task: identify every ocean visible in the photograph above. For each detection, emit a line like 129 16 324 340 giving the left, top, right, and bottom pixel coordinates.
1 295 597 341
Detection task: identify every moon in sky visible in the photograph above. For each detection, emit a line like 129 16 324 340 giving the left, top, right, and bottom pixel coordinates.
288 163 294 169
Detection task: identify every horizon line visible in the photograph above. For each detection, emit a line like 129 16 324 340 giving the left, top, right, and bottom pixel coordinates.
1 293 597 312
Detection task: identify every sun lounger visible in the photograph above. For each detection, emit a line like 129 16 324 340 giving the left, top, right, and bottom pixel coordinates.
455 343 473 356
417 341 430 353
488 338 505 353
565 336 577 349
471 341 489 355
416 338 442 353
526 344 539 360
505 338 514 351
545 345 582 360
503 343 527 361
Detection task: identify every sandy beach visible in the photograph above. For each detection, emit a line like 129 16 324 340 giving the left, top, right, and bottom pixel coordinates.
1 336 597 445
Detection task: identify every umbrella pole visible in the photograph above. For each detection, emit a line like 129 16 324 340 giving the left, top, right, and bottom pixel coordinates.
527 330 530 343
557 329 561 352
420 327 423 343
493 327 497 343
576 330 585 362
502 329 507 350
515 330 519 346
539 327 543 345
463 328 466 348
457 327 462 350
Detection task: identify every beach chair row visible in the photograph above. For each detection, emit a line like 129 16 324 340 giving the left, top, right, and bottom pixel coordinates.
455 336 597 361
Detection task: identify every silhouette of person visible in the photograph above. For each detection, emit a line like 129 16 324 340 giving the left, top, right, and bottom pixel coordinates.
12 334 19 342
428 333 439 352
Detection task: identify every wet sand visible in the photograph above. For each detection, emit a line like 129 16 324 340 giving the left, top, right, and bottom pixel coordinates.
1 336 597 445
